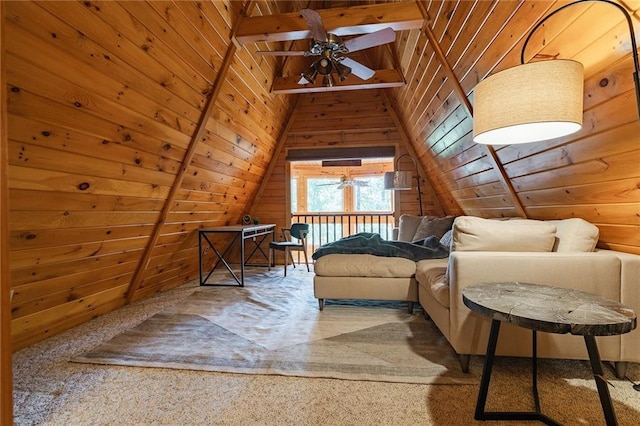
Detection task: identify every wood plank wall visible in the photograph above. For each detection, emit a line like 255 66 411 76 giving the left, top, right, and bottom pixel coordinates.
4 0 295 349
250 89 445 239
389 0 640 254
1 0 639 367
1 0 14 421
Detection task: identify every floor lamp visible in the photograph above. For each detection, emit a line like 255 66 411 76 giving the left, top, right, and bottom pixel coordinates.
472 0 640 145
384 154 423 215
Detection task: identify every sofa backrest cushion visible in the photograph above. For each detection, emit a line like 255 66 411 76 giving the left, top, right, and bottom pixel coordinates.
397 214 432 242
412 216 456 241
548 218 599 252
451 216 557 252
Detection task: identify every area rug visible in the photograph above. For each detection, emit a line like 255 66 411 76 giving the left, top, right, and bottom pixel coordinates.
72 268 477 384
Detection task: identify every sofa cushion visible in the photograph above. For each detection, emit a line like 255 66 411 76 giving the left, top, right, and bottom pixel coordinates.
548 218 599 252
397 214 431 242
412 216 455 241
451 216 557 252
416 259 449 307
314 253 416 278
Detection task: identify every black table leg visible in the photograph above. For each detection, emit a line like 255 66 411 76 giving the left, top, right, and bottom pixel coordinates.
198 231 203 285
475 319 501 419
475 319 560 425
240 231 245 287
584 336 618 426
200 232 242 286
244 232 272 266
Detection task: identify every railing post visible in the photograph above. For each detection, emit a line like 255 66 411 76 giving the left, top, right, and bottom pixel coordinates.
291 212 397 255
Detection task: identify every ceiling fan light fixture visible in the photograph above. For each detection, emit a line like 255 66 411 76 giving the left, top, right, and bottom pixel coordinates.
300 65 318 85
309 41 323 55
323 74 335 87
316 57 333 75
335 61 351 81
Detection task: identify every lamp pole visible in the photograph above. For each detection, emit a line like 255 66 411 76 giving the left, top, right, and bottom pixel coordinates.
395 154 423 216
521 0 640 122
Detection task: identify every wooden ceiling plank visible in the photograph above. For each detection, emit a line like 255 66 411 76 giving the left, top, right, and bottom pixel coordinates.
398 0 450 110
416 1 527 219
235 1 424 44
124 1 257 304
403 0 486 128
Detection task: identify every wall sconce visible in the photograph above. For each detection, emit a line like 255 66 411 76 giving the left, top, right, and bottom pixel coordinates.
384 154 423 215
473 0 640 145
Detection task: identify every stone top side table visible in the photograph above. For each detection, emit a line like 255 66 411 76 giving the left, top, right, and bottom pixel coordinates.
463 281 637 426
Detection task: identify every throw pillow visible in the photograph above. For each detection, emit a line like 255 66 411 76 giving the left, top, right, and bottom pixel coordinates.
413 216 455 241
397 214 432 242
451 216 557 252
547 218 599 252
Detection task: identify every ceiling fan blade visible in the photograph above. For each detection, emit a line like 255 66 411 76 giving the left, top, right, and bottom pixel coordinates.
256 50 307 56
301 9 327 42
343 27 396 53
340 57 375 80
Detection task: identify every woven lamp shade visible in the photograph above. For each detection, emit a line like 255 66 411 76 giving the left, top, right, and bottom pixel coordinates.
473 60 584 145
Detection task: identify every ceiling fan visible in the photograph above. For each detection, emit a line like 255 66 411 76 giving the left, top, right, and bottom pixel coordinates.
318 175 369 189
256 9 396 87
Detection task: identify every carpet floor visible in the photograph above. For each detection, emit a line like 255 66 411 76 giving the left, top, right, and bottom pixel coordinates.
12 266 640 425
71 268 473 385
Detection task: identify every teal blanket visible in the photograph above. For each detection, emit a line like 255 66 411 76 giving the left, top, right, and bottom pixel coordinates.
311 232 449 262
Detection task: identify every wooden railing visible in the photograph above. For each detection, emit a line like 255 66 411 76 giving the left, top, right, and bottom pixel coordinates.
291 213 396 257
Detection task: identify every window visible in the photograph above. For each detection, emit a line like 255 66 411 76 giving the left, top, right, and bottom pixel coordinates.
353 176 391 212
307 178 344 212
290 157 395 213
290 178 298 213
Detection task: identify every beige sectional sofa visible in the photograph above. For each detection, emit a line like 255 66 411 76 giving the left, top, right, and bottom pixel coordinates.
313 215 640 377
314 253 422 313
313 215 454 313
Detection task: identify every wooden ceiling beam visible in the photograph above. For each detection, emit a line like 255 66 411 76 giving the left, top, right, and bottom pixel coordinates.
272 69 404 94
235 1 424 44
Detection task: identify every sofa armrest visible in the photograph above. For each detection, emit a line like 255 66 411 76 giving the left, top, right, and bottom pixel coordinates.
596 249 640 362
446 251 624 354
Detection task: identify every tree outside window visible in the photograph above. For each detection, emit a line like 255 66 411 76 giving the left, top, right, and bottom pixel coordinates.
354 176 391 212
291 178 298 213
307 178 344 212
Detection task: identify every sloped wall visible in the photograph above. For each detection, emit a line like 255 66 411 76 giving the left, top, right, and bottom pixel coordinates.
389 0 640 254
5 0 294 349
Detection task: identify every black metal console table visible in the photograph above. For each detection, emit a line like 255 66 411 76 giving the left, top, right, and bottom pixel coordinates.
199 224 275 287
462 281 636 426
